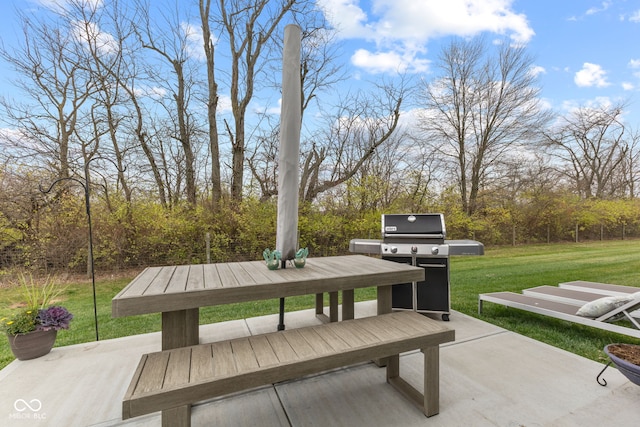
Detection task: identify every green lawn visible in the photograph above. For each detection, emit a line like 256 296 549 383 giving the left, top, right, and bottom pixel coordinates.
2 239 640 369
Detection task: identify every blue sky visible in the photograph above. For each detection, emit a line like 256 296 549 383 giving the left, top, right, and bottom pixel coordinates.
1 0 640 126
317 0 640 123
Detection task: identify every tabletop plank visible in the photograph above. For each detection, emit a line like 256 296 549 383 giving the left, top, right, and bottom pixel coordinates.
114 267 158 299
238 261 279 284
186 265 205 291
145 266 177 295
215 263 241 288
226 263 258 287
165 265 190 294
112 255 424 317
202 264 223 290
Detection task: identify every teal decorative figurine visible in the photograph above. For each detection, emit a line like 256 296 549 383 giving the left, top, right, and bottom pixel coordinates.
263 248 282 270
293 247 308 268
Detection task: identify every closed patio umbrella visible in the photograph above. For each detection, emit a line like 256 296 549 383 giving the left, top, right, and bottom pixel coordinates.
275 24 301 330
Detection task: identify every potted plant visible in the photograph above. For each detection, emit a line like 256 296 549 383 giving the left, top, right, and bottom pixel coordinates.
1 274 73 361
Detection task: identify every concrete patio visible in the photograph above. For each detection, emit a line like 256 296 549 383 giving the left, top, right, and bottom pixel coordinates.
1 300 638 426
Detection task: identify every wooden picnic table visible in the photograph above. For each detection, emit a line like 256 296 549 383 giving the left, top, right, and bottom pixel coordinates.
112 255 425 350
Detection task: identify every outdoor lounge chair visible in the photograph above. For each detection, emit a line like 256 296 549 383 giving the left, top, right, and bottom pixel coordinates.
558 280 640 297
478 286 640 339
520 285 640 318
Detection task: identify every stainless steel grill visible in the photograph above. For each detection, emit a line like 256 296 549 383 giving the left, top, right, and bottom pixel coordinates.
350 213 484 321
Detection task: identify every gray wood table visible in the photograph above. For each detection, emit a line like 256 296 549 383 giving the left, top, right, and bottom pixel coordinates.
112 255 425 350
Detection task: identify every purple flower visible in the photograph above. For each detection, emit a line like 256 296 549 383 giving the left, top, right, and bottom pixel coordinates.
36 306 74 331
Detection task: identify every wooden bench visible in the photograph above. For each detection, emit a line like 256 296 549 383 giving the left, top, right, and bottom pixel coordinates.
122 311 455 426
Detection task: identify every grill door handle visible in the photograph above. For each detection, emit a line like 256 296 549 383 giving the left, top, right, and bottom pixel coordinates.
418 263 447 268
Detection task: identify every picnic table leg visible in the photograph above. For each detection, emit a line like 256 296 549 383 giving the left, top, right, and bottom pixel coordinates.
329 292 339 322
375 285 393 367
342 289 354 320
162 309 199 350
162 405 190 427
386 347 440 417
315 293 323 315
422 345 440 417
377 285 392 315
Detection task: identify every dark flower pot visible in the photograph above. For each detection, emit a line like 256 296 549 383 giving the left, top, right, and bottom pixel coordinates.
604 344 640 386
7 329 57 361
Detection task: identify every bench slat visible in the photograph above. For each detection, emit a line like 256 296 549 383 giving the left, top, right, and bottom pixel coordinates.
354 315 409 342
248 335 280 367
310 324 351 351
384 313 427 334
165 348 192 387
211 341 235 377
231 339 259 371
265 332 298 363
123 311 455 421
282 329 316 359
191 344 214 381
137 352 169 393
296 327 335 355
323 320 374 346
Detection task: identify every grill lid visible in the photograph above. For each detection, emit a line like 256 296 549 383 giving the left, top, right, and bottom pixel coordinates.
381 213 446 239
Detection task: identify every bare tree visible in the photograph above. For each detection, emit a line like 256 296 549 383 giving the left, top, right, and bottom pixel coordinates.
215 0 301 202
247 19 345 202
0 9 97 180
246 123 280 201
199 0 222 209
300 81 404 202
417 37 552 215
544 101 629 199
136 0 199 206
619 128 640 198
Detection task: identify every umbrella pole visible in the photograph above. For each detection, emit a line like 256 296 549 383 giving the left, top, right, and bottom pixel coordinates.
278 260 286 330
278 297 286 331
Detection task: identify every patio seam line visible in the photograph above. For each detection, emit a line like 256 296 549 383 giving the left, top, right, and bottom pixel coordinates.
273 383 294 427
441 328 510 347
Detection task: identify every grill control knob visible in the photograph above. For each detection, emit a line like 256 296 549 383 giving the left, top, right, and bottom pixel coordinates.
431 246 439 255
411 245 418 254
390 246 398 254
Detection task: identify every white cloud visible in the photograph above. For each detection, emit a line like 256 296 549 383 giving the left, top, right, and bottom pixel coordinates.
561 96 613 115
351 49 429 74
317 0 534 75
585 1 611 16
181 22 215 62
134 85 167 99
574 63 610 88
70 20 118 56
529 65 546 78
630 10 640 22
317 0 372 39
320 0 534 44
622 82 635 91
34 0 104 13
217 94 233 114
628 59 640 79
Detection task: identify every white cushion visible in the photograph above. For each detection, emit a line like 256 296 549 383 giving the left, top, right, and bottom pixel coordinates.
576 295 635 318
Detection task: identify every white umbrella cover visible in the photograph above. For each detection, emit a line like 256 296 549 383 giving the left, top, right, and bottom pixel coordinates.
276 24 302 262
